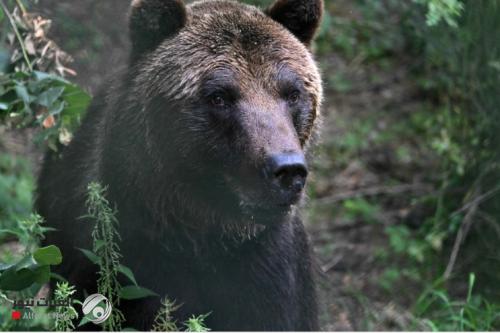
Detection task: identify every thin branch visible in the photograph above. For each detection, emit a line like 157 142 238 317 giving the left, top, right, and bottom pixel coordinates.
321 256 343 273
444 188 483 280
450 186 500 218
0 0 32 71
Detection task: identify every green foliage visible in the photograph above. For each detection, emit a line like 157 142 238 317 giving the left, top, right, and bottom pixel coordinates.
310 0 500 329
410 0 500 279
82 182 162 330
413 0 464 27
0 244 61 291
414 274 500 330
119 285 158 300
0 8 86 326
0 216 62 330
386 225 434 263
0 71 91 150
84 182 126 331
152 298 180 332
381 0 500 329
343 198 380 224
54 282 79 332
0 1 91 150
0 213 61 293
318 1 410 59
413 0 500 175
184 314 211 332
82 182 210 331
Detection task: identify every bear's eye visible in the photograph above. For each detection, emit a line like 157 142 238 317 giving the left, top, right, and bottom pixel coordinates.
210 94 228 108
287 90 301 106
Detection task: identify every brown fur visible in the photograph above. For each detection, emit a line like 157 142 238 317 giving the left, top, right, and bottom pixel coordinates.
38 0 324 330
133 0 323 144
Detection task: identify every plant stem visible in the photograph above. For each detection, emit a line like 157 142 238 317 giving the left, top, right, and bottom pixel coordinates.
0 0 32 71
14 0 26 15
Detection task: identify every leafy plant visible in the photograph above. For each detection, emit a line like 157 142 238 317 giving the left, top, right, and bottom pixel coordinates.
0 0 90 150
0 213 61 293
81 182 126 331
184 314 211 332
343 198 380 224
413 0 464 27
414 274 500 330
53 282 78 332
152 298 180 332
79 182 159 330
0 244 61 291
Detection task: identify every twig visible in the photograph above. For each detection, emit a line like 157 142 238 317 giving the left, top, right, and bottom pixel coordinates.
450 186 500 218
444 189 482 280
315 183 432 205
321 256 343 273
0 0 32 71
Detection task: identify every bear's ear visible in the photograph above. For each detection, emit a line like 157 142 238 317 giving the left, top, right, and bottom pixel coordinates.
129 0 187 61
265 0 323 46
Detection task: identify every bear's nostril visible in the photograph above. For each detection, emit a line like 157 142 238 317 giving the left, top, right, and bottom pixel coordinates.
275 167 307 195
274 165 307 190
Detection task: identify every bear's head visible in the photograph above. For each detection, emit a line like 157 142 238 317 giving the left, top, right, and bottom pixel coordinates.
127 0 323 229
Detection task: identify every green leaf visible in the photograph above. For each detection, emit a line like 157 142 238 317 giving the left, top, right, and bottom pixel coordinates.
33 71 68 83
34 245 62 265
0 267 37 291
0 262 15 271
118 264 138 286
14 83 31 104
34 265 51 284
119 285 158 300
15 255 37 271
78 316 91 327
77 248 100 265
94 239 105 251
36 87 65 108
61 84 90 124
0 228 22 239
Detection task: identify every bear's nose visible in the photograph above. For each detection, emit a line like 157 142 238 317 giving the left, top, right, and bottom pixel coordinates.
266 153 308 198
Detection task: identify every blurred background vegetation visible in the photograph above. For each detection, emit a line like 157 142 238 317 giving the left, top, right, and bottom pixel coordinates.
1 0 499 330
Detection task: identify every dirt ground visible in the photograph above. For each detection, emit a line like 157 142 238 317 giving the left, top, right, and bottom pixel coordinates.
311 52 435 330
4 0 443 330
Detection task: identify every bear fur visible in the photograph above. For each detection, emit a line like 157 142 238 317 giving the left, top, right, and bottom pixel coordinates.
36 0 323 330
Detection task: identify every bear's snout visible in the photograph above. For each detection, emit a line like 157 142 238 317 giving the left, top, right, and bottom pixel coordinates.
264 152 308 205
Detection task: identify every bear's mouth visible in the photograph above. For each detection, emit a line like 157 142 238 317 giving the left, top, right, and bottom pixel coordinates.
225 176 298 224
239 200 295 225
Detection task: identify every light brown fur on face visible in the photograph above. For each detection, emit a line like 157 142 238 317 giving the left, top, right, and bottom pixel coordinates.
134 0 323 142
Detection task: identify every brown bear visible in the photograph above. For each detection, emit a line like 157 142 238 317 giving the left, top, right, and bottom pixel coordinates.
36 0 324 330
